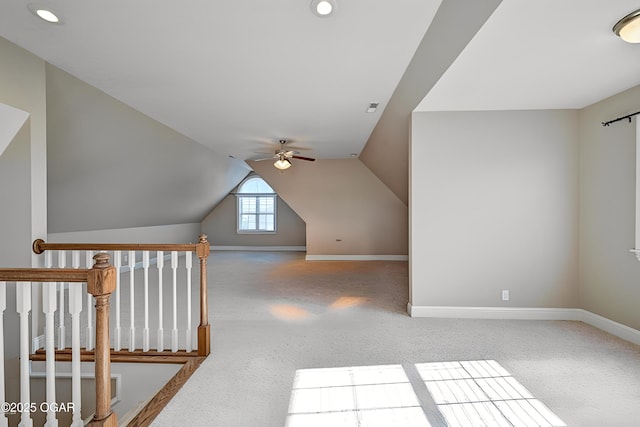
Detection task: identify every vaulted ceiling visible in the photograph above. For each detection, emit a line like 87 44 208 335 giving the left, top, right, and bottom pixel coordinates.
2 0 640 224
0 0 441 160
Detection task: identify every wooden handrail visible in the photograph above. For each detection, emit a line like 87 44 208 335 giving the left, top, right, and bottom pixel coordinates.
32 234 212 357
0 268 90 282
33 240 200 254
0 253 118 426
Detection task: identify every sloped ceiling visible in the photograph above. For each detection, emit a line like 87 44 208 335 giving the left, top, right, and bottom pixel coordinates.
0 0 441 161
46 65 249 233
360 0 502 204
363 0 640 204
416 0 640 112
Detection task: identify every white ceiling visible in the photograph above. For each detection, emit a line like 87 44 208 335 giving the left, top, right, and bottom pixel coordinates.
0 0 440 160
416 0 640 112
2 1 640 162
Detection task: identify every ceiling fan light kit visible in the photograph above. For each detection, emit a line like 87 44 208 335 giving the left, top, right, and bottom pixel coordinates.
274 157 292 170
613 8 640 43
253 139 316 170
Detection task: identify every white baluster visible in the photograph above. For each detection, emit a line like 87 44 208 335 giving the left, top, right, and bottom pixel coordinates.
69 283 83 427
113 251 122 351
57 251 66 350
142 251 150 352
0 281 7 427
157 251 164 351
171 251 178 353
17 282 33 427
128 250 136 352
85 251 94 350
71 251 80 270
185 252 193 352
43 282 58 427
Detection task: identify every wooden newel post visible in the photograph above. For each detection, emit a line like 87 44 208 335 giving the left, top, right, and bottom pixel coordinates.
87 253 118 427
196 234 211 356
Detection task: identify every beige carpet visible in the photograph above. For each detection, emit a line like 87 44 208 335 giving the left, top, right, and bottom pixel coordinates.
152 251 640 426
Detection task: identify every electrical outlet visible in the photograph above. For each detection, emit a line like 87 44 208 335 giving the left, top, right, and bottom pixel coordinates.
502 290 509 301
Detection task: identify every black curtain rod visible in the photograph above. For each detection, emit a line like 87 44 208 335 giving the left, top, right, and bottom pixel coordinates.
602 111 640 127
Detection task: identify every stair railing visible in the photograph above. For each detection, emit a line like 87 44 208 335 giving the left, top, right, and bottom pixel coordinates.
0 252 117 427
32 234 211 357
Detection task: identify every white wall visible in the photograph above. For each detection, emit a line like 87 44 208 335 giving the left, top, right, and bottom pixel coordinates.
579 84 640 331
410 110 579 308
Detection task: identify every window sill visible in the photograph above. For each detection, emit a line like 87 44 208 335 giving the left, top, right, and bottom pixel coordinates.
237 231 277 235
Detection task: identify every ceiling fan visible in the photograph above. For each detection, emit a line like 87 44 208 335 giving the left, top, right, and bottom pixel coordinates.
254 139 316 170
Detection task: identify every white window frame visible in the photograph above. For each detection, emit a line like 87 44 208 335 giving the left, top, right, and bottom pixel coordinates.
236 176 277 234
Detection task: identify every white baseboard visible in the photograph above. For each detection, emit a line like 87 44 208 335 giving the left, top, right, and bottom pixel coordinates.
211 245 306 252
407 304 582 320
407 304 640 346
580 310 640 346
306 254 409 261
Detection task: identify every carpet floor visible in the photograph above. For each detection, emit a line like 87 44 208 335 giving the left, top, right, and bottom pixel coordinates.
152 251 640 426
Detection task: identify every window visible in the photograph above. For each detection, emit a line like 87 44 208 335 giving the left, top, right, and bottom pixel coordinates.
236 176 277 233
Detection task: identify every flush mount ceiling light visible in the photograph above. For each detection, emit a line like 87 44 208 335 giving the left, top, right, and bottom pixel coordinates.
311 0 336 17
613 9 640 43
28 4 61 23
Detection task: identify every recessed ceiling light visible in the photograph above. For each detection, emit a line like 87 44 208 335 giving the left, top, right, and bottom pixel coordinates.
613 9 640 43
311 0 336 17
37 9 59 23
28 4 62 24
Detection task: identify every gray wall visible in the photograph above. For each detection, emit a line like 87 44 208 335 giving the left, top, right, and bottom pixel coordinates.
0 35 48 410
0 36 47 267
0 122 31 409
49 223 202 244
250 159 408 256
579 84 640 330
202 192 306 247
46 64 248 233
410 110 579 308
0 120 31 267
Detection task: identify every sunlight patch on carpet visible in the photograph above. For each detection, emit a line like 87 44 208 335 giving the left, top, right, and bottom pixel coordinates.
269 304 312 321
416 360 566 427
285 364 431 427
329 296 367 310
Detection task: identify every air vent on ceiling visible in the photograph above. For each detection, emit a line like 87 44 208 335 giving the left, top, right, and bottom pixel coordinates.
367 102 379 113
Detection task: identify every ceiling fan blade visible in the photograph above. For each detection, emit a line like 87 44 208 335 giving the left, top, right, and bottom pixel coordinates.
292 155 316 162
253 156 276 161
